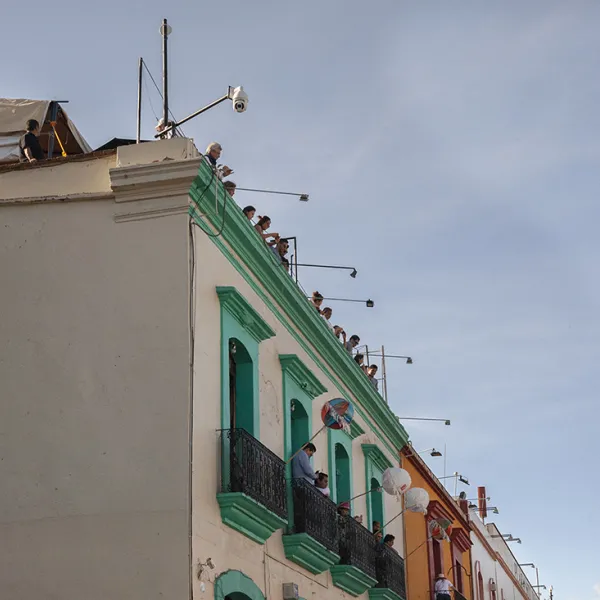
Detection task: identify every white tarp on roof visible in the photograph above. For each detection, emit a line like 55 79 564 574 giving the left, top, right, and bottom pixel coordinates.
0 98 91 162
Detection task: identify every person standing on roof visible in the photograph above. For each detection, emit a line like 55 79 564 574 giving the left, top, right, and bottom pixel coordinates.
19 119 44 163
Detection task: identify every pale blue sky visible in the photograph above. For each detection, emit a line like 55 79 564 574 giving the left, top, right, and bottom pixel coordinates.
5 1 599 598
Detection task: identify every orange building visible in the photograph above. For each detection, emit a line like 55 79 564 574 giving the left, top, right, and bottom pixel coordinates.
401 447 473 600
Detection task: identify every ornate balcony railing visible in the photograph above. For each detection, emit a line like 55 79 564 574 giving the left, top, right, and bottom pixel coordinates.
290 478 339 554
375 545 406 599
337 514 377 580
220 428 287 520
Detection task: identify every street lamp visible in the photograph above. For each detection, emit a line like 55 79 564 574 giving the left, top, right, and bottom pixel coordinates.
155 85 249 138
295 263 358 278
236 187 309 201
405 447 443 458
491 534 521 544
310 296 375 308
398 417 450 425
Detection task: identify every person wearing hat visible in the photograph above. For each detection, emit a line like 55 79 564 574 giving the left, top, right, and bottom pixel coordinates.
434 573 453 600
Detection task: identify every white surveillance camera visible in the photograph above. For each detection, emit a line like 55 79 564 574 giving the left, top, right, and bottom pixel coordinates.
230 86 248 113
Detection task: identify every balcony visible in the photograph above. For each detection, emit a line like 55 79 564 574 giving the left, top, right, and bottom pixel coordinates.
217 428 287 544
369 546 407 600
330 515 378 597
283 478 340 574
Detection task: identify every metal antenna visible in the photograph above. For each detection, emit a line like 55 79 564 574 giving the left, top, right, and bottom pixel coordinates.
160 19 171 128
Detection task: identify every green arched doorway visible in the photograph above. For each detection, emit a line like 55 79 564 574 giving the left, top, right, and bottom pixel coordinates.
214 570 265 600
291 399 310 456
334 443 351 503
228 338 255 435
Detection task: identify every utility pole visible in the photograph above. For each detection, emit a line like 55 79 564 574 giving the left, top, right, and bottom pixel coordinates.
160 18 171 127
381 345 388 403
536 568 541 598
136 58 143 143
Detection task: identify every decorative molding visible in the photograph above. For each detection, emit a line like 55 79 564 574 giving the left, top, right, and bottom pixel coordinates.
190 163 410 453
217 492 286 545
369 588 405 600
216 286 276 343
349 420 365 440
330 564 378 597
427 500 456 524
0 191 114 207
362 444 393 473
279 354 327 400
451 527 472 553
110 157 203 221
213 569 265 600
282 533 340 574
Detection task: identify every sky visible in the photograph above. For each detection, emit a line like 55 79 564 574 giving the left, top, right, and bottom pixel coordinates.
5 1 600 598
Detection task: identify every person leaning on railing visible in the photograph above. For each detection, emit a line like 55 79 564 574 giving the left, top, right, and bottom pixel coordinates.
254 216 279 246
314 472 330 497
434 573 454 600
203 142 233 180
291 443 318 484
345 334 361 354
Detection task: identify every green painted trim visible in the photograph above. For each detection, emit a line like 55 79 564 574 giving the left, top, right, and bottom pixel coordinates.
280 356 315 530
363 444 392 531
279 354 328 400
349 420 365 440
214 569 266 600
219 306 261 437
330 564 378 597
194 200 403 460
369 588 405 600
191 165 409 456
362 444 393 473
216 286 275 343
217 492 286 544
282 533 340 574
328 428 354 507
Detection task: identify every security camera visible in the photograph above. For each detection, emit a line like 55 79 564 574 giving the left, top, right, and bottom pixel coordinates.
230 86 248 113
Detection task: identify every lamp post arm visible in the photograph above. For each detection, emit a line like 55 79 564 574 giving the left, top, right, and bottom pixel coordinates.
155 93 230 137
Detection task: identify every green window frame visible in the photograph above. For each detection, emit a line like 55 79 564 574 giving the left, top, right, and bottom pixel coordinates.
362 444 393 533
217 286 275 438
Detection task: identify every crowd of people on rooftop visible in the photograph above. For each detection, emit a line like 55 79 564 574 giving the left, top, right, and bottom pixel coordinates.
201 141 383 392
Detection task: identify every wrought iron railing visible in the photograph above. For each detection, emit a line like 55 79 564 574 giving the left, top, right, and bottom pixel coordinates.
454 589 469 600
290 478 339 554
337 514 377 579
375 545 406 598
220 428 287 520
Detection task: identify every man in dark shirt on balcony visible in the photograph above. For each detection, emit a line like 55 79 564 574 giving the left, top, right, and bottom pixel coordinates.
291 443 317 483
19 119 44 163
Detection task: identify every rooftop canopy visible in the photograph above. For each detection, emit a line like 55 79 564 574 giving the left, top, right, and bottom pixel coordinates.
0 98 91 162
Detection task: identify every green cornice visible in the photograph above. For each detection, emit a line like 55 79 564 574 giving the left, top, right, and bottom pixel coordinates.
217 492 286 544
330 564 378 597
362 444 393 473
191 164 409 453
279 354 327 400
369 588 405 600
216 286 275 343
282 533 340 574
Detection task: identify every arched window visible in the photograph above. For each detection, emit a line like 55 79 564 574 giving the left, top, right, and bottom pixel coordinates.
215 569 265 600
370 476 384 532
478 572 484 600
290 399 310 455
334 443 351 503
228 338 255 435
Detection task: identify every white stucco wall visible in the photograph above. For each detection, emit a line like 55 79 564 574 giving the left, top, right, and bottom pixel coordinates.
470 514 535 600
190 219 405 600
0 161 191 600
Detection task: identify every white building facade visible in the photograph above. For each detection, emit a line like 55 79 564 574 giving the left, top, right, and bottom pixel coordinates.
0 139 410 600
469 511 537 600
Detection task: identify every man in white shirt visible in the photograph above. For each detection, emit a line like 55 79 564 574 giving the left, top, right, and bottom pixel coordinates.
434 574 453 600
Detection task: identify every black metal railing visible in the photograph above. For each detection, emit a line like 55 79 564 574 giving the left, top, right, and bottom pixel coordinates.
290 478 339 554
337 514 377 579
220 428 287 520
454 590 469 600
375 545 406 599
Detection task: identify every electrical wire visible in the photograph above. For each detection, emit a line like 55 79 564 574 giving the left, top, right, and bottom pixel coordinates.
189 165 229 239
142 60 186 137
143 75 159 121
